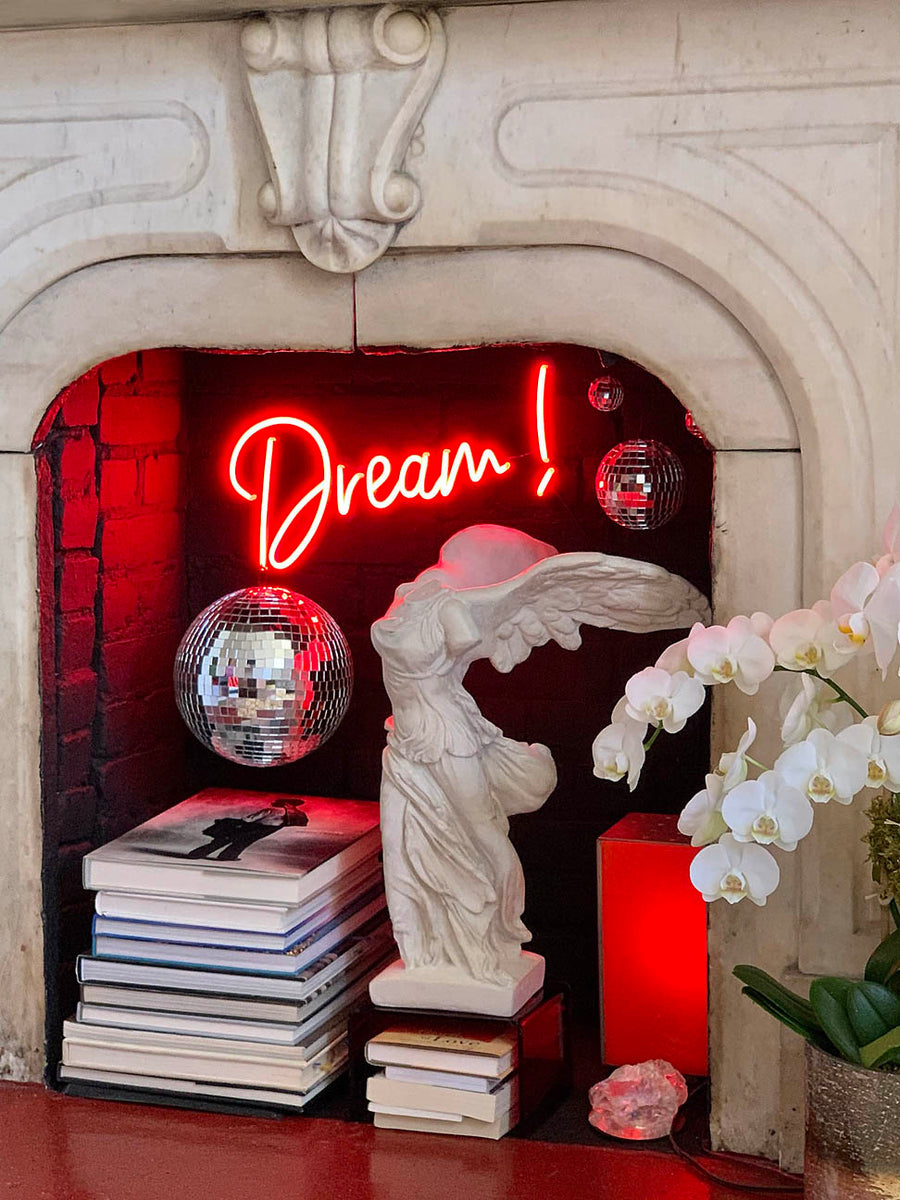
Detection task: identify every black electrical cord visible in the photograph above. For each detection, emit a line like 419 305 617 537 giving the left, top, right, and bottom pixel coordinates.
666 1082 803 1194
667 1129 803 1194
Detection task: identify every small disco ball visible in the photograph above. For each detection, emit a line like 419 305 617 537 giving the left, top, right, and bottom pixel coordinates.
588 373 625 412
595 439 685 530
174 585 353 767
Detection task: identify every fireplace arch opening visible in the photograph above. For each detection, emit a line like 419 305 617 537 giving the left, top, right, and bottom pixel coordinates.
34 340 713 1078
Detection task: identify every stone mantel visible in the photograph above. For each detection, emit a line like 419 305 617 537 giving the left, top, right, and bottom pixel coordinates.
0 0 541 31
0 0 899 1173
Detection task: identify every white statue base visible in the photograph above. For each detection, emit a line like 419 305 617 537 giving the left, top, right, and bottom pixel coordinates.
368 952 545 1017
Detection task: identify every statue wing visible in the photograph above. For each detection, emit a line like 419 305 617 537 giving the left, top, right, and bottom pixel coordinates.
459 551 711 673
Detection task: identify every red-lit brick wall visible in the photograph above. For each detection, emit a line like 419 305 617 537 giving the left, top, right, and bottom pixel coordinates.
38 350 189 1024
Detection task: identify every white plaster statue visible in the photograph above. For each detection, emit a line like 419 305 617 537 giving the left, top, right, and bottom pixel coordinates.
369 525 711 1015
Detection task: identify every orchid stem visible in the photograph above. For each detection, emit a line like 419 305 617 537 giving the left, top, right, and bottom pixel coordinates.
745 755 770 772
773 665 869 719
643 725 663 752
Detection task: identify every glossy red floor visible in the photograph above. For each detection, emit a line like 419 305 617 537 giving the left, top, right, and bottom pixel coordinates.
0 1081 801 1200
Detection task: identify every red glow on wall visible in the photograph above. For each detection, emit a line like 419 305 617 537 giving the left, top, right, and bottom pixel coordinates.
227 361 563 571
598 813 708 1076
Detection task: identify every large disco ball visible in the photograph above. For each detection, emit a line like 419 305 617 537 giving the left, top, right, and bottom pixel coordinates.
595 439 685 530
174 585 353 767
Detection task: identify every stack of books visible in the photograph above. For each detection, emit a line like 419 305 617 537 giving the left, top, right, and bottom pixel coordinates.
364 1021 520 1139
59 788 393 1111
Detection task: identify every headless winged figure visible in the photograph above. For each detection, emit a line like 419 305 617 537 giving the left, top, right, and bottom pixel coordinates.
371 525 710 988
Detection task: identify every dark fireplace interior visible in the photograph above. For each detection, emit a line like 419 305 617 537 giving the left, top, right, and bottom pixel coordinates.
35 342 713 1079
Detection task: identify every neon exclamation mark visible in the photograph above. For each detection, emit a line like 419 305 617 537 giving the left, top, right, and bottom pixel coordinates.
535 362 556 496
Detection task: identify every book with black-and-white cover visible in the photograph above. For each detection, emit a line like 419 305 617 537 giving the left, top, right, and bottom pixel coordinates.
77 915 394 1001
58 1060 344 1110
92 889 386 975
83 789 380 905
76 967 378 1047
92 854 383 940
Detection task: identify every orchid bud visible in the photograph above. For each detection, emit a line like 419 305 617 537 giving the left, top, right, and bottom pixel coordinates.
877 699 900 736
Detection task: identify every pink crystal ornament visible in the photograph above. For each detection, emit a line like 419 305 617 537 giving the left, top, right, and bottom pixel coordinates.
588 1059 688 1140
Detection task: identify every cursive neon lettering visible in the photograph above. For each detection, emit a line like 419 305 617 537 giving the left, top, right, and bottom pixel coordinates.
228 359 557 571
336 464 365 515
398 453 431 499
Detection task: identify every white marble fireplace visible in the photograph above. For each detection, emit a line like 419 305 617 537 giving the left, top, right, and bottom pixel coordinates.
1 0 898 1169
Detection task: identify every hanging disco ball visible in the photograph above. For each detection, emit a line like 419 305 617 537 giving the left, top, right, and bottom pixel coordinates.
595 439 685 530
174 585 353 767
588 373 625 412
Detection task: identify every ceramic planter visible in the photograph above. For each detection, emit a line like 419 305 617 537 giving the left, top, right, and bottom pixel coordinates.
805 1042 900 1198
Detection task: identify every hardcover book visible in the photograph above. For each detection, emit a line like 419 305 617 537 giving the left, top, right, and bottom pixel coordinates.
365 1023 518 1078
366 1072 516 1123
371 1108 518 1140
76 968 377 1047
61 1028 347 1091
83 789 381 905
58 1062 343 1110
77 916 394 1002
91 889 387 975
91 855 383 941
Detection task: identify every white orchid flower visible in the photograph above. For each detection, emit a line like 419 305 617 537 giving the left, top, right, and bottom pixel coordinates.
829 561 900 674
778 673 852 746
773 727 868 805
877 699 900 736
721 771 814 852
592 698 647 791
749 611 774 640
769 603 833 672
686 615 775 695
689 833 780 906
837 715 900 791
678 774 728 847
624 666 705 734
655 637 693 676
714 718 758 791
591 723 646 790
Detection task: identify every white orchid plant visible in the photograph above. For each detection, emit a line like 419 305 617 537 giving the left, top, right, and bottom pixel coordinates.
593 509 900 1070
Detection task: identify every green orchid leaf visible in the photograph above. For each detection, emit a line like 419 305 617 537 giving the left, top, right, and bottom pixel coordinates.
890 899 900 930
859 1025 900 1069
864 927 900 986
846 983 899 1045
809 978 862 1063
733 965 820 1030
739 988 826 1045
855 981 900 1029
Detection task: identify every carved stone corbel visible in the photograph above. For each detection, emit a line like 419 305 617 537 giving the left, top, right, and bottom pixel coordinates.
241 5 446 273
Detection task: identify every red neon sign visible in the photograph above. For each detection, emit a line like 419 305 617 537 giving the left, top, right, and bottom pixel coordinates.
228 362 556 571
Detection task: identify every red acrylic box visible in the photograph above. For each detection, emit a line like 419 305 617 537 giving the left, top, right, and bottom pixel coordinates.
597 813 708 1076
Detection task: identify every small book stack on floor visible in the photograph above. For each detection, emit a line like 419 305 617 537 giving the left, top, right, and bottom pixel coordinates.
364 1022 520 1139
59 788 393 1112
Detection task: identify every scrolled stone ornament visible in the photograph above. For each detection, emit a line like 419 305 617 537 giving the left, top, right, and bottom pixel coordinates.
174 585 352 767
